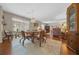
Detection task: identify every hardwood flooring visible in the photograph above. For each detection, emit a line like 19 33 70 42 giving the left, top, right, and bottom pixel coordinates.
0 38 76 55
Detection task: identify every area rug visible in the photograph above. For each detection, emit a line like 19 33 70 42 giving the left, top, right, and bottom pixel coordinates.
11 38 62 55
24 39 62 55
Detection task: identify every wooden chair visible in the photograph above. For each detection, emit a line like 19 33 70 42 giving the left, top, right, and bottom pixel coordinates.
3 31 13 42
39 30 47 47
31 32 40 43
20 31 32 46
30 30 47 47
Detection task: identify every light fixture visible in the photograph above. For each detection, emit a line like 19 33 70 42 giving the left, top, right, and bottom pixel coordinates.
31 17 36 23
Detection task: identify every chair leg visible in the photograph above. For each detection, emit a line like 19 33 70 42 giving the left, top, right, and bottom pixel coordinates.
45 40 46 43
20 39 21 43
19 37 23 43
43 38 46 43
22 38 26 46
27 37 30 40
39 38 42 47
31 37 35 43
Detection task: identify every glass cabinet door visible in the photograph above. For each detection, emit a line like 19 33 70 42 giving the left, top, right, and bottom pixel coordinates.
69 8 76 31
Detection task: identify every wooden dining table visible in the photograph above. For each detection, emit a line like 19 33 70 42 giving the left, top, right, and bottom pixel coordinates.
25 31 40 43
21 30 47 47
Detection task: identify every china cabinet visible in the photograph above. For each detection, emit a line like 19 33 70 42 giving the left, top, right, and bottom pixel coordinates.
67 3 79 54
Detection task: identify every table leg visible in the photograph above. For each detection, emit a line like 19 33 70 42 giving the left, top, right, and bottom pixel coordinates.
39 38 41 47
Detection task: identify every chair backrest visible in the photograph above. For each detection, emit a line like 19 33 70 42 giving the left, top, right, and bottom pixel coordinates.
4 31 7 36
40 30 46 37
21 31 25 37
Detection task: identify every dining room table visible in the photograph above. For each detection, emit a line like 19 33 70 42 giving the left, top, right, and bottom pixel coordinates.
21 30 47 47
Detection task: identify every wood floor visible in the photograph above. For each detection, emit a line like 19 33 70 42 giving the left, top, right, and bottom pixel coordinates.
0 38 76 55
60 41 76 55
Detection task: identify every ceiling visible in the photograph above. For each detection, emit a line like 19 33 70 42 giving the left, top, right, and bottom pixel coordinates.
0 3 70 23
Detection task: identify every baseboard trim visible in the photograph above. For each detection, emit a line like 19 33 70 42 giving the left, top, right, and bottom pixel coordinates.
0 40 2 43
67 45 76 53
0 37 3 43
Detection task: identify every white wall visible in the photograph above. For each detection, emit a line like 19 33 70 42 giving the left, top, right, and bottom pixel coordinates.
0 6 3 43
43 19 66 28
3 11 30 32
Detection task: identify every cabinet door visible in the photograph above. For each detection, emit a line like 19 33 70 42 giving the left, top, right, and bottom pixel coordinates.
67 4 77 52
69 33 77 50
69 8 76 32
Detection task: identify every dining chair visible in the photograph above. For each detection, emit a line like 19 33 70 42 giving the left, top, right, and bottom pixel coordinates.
3 31 13 42
20 31 32 46
38 30 47 47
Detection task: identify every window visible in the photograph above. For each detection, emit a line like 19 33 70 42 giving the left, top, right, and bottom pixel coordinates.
12 18 29 32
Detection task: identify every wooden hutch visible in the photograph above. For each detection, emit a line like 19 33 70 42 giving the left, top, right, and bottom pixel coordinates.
67 3 79 54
